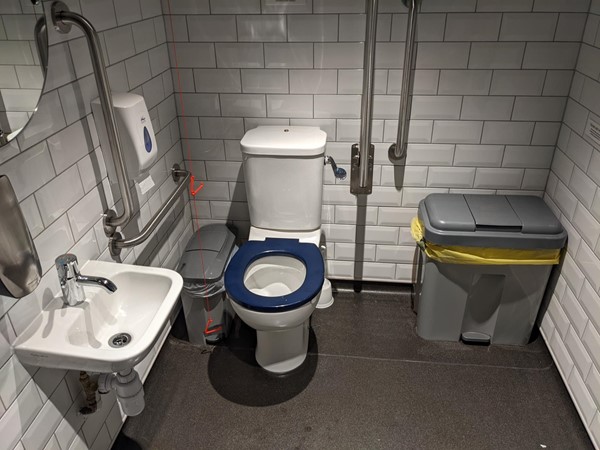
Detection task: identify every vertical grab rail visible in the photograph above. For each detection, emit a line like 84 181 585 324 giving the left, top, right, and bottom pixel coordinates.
389 0 419 161
51 1 133 235
350 0 378 195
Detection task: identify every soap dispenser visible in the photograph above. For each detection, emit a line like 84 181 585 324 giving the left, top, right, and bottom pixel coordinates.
91 93 158 184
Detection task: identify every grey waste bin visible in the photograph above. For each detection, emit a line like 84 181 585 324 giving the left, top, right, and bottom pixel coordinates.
414 194 567 345
178 224 237 345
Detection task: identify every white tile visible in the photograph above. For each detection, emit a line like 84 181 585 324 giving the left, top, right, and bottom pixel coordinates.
391 13 446 42
36 166 85 227
19 196 44 239
552 149 574 184
47 121 94 174
209 0 260 14
237 15 286 42
532 122 561 146
176 93 220 117
565 326 593 379
0 356 32 407
586 367 600 412
314 43 363 69
267 95 313 118
210 202 249 221
445 13 502 41
2 141 55 202
582 323 600 372
581 281 600 332
104 25 135 64
114 0 141 25
570 168 597 209
340 13 392 42
80 0 117 31
335 205 378 225
490 70 545 95
290 70 337 94
376 245 417 264
563 99 589 135
288 14 337 42
550 330 574 378
499 13 558 41
402 188 448 207
199 118 244 139
0 381 43 450
416 43 470 69
264 43 312 69
18 90 67 147
215 43 261 68
336 119 383 142
388 70 439 95
188 15 236 42
167 0 210 13
220 94 266 117
334 243 376 261
565 132 594 172
339 69 388 94
548 296 571 339
358 226 399 245
512 97 567 122
502 146 554 169
428 167 476 188
411 96 462 120
313 0 365 13
33 214 75 274
576 242 600 292
125 53 152 88
554 180 579 220
205 161 243 182
432 121 483 144
261 0 312 13
568 368 598 425
481 122 534 145
21 381 72 450
453 145 505 167
474 168 524 189
373 95 400 119
314 95 361 119
242 69 288 94
533 0 590 12
562 285 589 337
521 169 549 190
67 188 104 242
405 144 454 166
523 42 580 70
461 96 514 121
477 0 534 11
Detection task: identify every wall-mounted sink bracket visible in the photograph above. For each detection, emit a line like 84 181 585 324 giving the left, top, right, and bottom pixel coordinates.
351 143 374 195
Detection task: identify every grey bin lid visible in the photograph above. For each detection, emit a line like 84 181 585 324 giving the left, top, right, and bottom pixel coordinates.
178 224 236 283
418 194 567 250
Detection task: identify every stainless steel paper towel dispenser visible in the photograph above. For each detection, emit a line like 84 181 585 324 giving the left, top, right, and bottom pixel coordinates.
0 175 41 298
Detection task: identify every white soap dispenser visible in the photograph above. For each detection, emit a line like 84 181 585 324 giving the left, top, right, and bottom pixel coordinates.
91 93 157 185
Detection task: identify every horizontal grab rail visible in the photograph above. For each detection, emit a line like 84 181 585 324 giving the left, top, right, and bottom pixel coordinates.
109 165 190 256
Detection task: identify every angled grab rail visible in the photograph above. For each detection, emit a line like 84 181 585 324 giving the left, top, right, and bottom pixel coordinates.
389 0 419 162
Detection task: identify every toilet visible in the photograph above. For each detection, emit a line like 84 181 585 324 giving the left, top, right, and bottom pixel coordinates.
224 126 328 374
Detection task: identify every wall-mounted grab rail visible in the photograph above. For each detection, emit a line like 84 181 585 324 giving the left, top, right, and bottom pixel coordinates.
389 0 419 161
350 0 378 195
51 1 133 234
110 165 190 256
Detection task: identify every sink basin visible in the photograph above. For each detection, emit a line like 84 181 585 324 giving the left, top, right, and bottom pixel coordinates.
13 260 183 373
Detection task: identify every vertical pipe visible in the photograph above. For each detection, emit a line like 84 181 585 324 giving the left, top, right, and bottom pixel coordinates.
389 0 419 161
358 0 379 188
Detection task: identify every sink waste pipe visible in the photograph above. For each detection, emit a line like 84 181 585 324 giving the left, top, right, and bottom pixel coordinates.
98 368 145 416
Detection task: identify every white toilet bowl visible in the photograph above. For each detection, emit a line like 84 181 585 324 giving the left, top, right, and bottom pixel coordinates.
225 238 324 373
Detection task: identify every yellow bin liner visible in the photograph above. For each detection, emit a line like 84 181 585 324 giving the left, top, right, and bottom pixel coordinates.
411 217 561 266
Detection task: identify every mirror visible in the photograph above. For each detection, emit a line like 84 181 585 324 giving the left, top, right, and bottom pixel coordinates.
0 0 48 147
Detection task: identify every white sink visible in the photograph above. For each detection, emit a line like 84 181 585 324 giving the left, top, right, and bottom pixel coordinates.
13 260 183 373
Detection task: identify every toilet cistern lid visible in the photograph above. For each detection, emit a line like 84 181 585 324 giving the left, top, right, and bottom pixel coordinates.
240 126 327 157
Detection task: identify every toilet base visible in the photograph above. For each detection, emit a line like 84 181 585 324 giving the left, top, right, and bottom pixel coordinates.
255 319 310 373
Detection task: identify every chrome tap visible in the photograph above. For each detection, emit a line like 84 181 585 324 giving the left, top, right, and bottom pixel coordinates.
55 254 117 306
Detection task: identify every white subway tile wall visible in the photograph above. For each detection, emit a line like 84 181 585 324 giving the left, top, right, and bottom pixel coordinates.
0 1 192 449
167 0 585 286
542 1 600 446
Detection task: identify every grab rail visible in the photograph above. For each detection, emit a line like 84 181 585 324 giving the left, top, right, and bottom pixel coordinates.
350 0 378 195
51 1 133 234
109 165 190 256
389 0 419 161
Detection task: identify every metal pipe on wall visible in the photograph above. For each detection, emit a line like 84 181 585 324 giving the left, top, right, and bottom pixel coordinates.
389 0 419 162
350 0 378 195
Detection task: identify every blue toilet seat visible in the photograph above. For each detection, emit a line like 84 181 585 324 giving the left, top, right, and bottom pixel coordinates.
224 238 324 313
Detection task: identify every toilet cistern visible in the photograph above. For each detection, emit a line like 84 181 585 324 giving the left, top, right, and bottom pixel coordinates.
56 254 117 306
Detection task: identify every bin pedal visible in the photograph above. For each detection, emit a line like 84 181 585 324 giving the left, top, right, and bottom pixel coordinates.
461 331 491 345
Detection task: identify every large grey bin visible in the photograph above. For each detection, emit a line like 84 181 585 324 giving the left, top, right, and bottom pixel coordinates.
178 224 237 345
414 194 567 345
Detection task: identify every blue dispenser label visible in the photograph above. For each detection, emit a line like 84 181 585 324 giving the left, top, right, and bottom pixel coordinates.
144 126 152 153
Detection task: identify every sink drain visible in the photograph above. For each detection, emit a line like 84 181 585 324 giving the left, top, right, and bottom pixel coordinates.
109 333 131 348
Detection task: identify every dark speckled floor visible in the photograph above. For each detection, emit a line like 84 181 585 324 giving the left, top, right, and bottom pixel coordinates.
113 284 592 450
